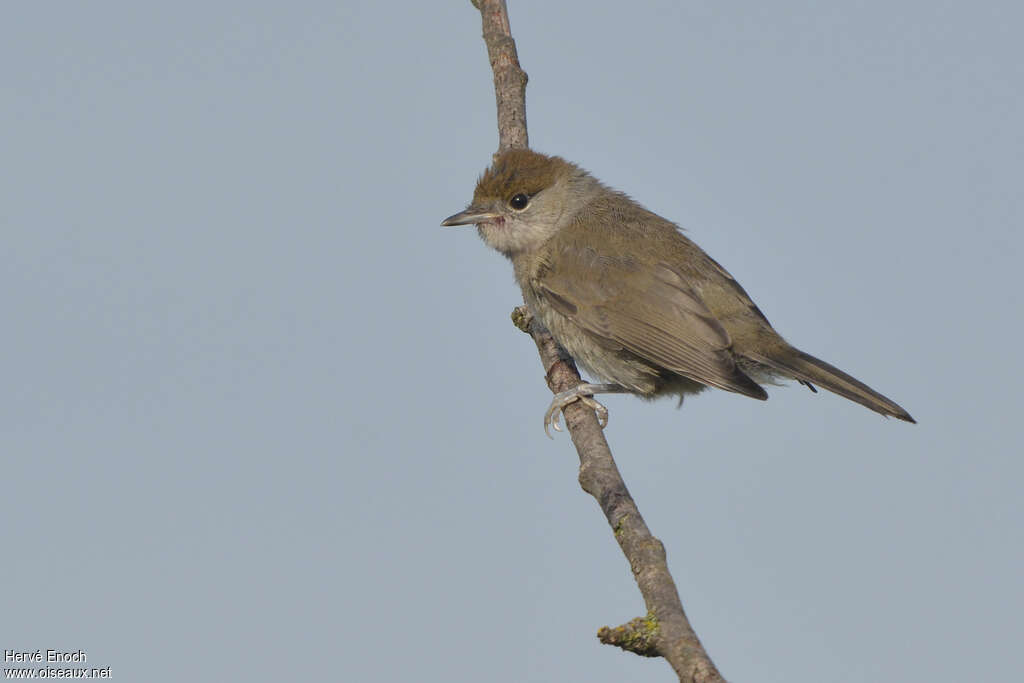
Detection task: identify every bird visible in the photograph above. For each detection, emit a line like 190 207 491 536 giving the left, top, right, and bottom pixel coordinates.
442 149 914 435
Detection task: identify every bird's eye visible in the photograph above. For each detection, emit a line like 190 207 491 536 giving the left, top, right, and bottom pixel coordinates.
509 193 530 210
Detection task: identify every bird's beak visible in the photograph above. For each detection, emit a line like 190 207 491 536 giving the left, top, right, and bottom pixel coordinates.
441 207 499 226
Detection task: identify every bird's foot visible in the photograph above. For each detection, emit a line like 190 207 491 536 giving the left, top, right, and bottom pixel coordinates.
543 383 624 438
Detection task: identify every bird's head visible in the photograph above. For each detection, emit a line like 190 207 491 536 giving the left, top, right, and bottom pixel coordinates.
442 149 597 257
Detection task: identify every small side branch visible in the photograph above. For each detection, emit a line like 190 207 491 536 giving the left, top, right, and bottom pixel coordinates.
598 613 661 657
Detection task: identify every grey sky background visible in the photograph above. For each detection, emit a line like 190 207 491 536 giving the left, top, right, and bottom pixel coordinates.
2 2 1021 681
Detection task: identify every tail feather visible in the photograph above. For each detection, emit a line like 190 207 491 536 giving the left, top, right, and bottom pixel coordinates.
746 347 915 423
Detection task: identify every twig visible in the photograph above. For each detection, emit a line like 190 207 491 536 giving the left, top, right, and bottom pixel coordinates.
471 2 725 680
475 0 528 153
512 308 724 682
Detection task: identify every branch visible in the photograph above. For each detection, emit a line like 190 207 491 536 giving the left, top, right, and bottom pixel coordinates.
471 2 725 680
512 308 723 683
474 0 528 153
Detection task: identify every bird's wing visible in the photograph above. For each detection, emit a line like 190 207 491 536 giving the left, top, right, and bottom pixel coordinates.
534 246 767 399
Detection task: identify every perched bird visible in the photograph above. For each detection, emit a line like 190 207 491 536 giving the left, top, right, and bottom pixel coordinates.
442 149 914 435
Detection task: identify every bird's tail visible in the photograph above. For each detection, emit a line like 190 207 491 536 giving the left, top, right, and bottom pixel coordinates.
745 346 915 423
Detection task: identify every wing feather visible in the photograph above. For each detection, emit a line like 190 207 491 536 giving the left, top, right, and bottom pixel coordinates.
536 248 767 399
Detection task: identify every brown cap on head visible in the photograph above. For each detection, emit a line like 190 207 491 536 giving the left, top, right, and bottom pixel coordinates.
473 149 575 203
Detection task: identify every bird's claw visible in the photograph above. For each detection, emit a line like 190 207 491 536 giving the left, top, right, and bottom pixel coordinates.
543 387 610 439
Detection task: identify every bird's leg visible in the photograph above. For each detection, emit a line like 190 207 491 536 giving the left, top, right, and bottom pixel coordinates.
544 383 627 438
